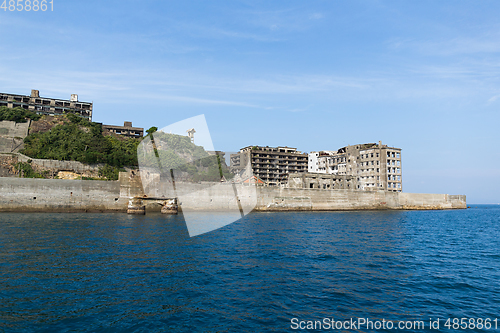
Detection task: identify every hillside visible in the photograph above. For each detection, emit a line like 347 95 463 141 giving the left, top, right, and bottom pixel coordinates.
19 114 141 179
140 131 234 182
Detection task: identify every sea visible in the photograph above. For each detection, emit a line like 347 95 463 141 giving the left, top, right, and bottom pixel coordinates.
0 205 499 332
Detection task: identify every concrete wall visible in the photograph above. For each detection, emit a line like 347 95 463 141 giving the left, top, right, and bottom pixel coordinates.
255 188 466 211
0 177 127 212
0 120 30 153
0 176 466 213
14 153 102 173
255 188 399 211
398 192 466 210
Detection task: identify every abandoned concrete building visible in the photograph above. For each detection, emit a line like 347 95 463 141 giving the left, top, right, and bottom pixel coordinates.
101 121 144 138
308 141 402 192
0 90 93 121
230 146 308 186
288 172 356 190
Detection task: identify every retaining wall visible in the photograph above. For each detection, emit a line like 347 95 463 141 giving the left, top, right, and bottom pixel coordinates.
0 176 466 212
0 177 127 212
13 153 103 173
0 120 30 153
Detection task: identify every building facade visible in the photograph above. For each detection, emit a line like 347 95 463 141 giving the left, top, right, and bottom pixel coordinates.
102 121 144 138
308 142 402 192
0 90 93 121
288 172 356 190
230 146 308 186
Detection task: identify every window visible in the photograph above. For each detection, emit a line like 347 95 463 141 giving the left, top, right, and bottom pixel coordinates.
397 168 400 173
396 153 400 158
371 153 374 158
397 161 400 166
376 153 379 157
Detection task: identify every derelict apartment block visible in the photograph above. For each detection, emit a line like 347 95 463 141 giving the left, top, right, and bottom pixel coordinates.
230 146 308 186
0 90 93 121
101 121 144 138
308 141 402 192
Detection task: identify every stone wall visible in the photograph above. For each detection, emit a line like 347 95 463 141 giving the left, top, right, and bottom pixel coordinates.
0 152 103 178
14 153 102 173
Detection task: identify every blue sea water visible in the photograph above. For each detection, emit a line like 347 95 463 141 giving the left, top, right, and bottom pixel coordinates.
0 205 499 332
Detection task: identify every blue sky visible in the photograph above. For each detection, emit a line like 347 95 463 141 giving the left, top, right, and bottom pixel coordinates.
1 0 499 203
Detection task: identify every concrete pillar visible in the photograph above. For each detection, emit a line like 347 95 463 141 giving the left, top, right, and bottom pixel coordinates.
127 198 145 214
161 198 178 214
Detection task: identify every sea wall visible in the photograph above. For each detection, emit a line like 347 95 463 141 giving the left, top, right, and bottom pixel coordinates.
255 188 466 210
0 177 127 212
0 175 466 212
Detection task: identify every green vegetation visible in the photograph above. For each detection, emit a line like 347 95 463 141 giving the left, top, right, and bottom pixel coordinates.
146 126 158 137
21 113 140 169
141 131 234 182
0 106 41 123
18 113 234 182
15 162 45 178
98 164 123 181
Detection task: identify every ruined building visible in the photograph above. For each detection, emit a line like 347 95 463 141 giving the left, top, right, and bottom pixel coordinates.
102 121 144 138
230 146 308 186
0 90 93 121
308 141 402 192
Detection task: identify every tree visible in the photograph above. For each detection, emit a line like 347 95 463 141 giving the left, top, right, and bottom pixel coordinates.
0 106 41 123
146 126 158 136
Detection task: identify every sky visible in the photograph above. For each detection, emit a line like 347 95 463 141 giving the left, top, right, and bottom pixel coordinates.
1 0 499 203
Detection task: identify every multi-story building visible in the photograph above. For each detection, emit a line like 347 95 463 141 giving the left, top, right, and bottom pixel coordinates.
102 121 144 138
308 142 402 192
230 146 308 186
0 89 93 121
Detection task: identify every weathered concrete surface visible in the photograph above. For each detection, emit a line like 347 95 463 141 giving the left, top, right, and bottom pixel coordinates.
0 177 127 212
0 120 30 153
0 176 466 213
398 192 466 210
255 188 466 211
256 188 399 211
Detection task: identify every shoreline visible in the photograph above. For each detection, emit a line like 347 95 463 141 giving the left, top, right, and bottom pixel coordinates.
0 174 467 214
